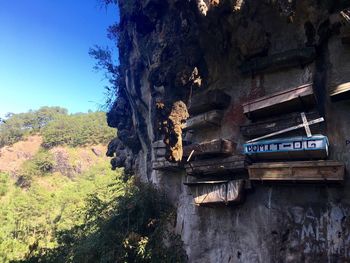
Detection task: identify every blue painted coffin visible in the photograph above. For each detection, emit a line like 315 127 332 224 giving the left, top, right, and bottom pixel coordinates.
244 135 329 160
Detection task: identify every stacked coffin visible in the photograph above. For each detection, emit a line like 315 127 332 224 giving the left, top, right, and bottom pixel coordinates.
340 8 350 45
183 180 245 206
330 82 350 102
183 91 249 206
239 47 316 75
152 140 184 171
184 90 230 131
240 83 345 182
327 10 350 102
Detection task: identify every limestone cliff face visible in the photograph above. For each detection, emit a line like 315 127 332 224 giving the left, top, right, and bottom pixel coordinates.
108 0 350 261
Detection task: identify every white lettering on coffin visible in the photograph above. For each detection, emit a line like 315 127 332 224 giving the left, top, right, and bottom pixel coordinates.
226 181 242 202
245 139 324 153
194 184 226 204
193 181 242 204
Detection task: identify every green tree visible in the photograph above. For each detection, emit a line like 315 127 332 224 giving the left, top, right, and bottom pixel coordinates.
42 112 115 148
0 107 67 147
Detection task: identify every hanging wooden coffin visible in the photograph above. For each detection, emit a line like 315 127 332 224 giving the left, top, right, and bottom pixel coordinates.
185 155 249 177
240 111 322 139
188 90 231 115
242 83 315 120
153 140 167 158
183 139 236 159
183 110 223 131
244 135 329 160
248 161 345 182
330 82 350 102
340 10 350 44
152 158 183 171
239 47 316 75
184 180 245 206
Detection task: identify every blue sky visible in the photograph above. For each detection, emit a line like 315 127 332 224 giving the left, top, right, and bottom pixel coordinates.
0 0 119 118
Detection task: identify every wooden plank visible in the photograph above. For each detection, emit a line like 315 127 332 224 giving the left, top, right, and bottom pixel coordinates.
152 158 183 171
183 110 223 131
244 135 329 160
330 82 350 101
240 111 322 139
184 180 245 206
242 83 315 120
183 139 236 159
185 155 249 177
239 47 316 75
249 161 345 182
188 90 231 115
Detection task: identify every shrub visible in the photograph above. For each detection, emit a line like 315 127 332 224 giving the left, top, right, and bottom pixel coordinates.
0 173 9 197
20 180 188 263
42 112 116 148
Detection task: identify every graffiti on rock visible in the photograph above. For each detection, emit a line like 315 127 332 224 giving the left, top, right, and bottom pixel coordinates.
287 204 350 258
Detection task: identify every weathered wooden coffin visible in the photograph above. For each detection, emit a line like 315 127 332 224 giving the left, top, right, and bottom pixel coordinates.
330 82 350 101
153 140 191 159
188 90 231 115
184 180 245 206
183 139 236 159
244 135 329 160
153 140 167 158
239 47 316 75
242 83 315 120
240 111 322 139
183 110 223 131
249 161 345 182
186 155 249 177
152 158 183 171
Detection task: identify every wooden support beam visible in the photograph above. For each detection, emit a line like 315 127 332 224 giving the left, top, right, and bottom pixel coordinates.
188 90 231 115
184 110 223 131
248 161 345 182
244 135 329 160
185 155 249 177
240 111 322 139
239 47 316 75
242 83 316 120
183 139 236 159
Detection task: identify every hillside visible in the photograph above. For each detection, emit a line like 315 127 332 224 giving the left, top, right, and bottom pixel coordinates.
0 135 42 174
0 108 185 263
0 109 119 262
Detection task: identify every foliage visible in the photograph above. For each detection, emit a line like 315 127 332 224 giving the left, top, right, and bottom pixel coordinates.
15 150 56 189
0 172 10 197
41 112 115 148
32 151 55 174
0 108 114 149
0 161 124 263
0 107 67 147
19 180 187 263
1 135 186 262
89 45 120 111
